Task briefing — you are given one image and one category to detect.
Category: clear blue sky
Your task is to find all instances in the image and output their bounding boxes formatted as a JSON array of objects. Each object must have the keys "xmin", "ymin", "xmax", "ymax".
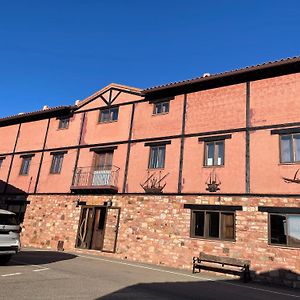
[{"xmin": 0, "ymin": 0, "xmax": 299, "ymax": 117}]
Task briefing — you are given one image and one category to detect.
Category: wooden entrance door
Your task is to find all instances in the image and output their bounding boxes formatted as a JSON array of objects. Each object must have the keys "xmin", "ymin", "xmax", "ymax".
[
  {"xmin": 90, "ymin": 207, "xmax": 106, "ymax": 250},
  {"xmin": 76, "ymin": 206, "xmax": 106, "ymax": 250}
]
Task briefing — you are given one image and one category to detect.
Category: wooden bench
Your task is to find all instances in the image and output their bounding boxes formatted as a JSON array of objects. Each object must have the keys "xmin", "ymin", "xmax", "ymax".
[{"xmin": 193, "ymin": 252, "xmax": 251, "ymax": 282}]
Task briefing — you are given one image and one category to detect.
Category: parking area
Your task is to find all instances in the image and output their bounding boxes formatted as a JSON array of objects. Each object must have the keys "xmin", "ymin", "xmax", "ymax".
[{"xmin": 0, "ymin": 249, "xmax": 300, "ymax": 300}]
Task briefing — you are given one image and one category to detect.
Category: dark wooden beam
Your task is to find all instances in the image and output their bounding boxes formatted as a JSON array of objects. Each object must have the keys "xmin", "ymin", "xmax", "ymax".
[
  {"xmin": 178, "ymin": 94, "xmax": 187, "ymax": 193},
  {"xmin": 34, "ymin": 118, "xmax": 51, "ymax": 193},
  {"xmin": 110, "ymin": 90, "xmax": 122, "ymax": 105},
  {"xmin": 122, "ymin": 103, "xmax": 135, "ymax": 192},
  {"xmin": 245, "ymin": 82, "xmax": 251, "ymax": 194},
  {"xmin": 184, "ymin": 204, "xmax": 243, "ymax": 211},
  {"xmin": 71, "ymin": 112, "xmax": 86, "ymax": 186},
  {"xmin": 3, "ymin": 123, "xmax": 22, "ymax": 194}
]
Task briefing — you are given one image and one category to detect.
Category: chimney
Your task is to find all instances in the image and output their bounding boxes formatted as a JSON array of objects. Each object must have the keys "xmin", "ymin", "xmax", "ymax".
[
  {"xmin": 42, "ymin": 105, "xmax": 49, "ymax": 110},
  {"xmin": 75, "ymin": 100, "xmax": 80, "ymax": 106}
]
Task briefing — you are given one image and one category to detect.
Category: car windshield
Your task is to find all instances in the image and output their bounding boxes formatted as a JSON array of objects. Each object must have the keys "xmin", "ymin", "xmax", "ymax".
[{"xmin": 0, "ymin": 214, "xmax": 18, "ymax": 225}]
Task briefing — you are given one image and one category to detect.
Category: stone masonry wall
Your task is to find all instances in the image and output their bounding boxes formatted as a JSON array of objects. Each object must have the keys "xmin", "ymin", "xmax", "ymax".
[{"xmin": 21, "ymin": 194, "xmax": 300, "ymax": 287}]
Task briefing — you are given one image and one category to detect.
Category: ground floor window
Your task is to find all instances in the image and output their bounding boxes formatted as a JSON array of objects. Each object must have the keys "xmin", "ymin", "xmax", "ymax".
[
  {"xmin": 270, "ymin": 213, "xmax": 300, "ymax": 247},
  {"xmin": 191, "ymin": 210, "xmax": 235, "ymax": 241}
]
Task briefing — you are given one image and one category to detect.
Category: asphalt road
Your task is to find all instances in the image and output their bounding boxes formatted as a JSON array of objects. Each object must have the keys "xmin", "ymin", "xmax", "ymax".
[{"xmin": 0, "ymin": 249, "xmax": 299, "ymax": 300}]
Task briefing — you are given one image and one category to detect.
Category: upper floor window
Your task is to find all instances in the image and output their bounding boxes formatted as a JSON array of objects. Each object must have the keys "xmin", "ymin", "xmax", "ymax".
[
  {"xmin": 270, "ymin": 213, "xmax": 300, "ymax": 248},
  {"xmin": 153, "ymin": 101, "xmax": 169, "ymax": 115},
  {"xmin": 50, "ymin": 153, "xmax": 65, "ymax": 174},
  {"xmin": 191, "ymin": 210, "xmax": 235, "ymax": 241},
  {"xmin": 99, "ymin": 107, "xmax": 119, "ymax": 123},
  {"xmin": 204, "ymin": 141, "xmax": 224, "ymax": 166},
  {"xmin": 280, "ymin": 134, "xmax": 300, "ymax": 163},
  {"xmin": 148, "ymin": 145, "xmax": 166, "ymax": 169},
  {"xmin": 20, "ymin": 156, "xmax": 33, "ymax": 175},
  {"xmin": 58, "ymin": 117, "xmax": 70, "ymax": 129},
  {"xmin": 0, "ymin": 157, "xmax": 5, "ymax": 169}
]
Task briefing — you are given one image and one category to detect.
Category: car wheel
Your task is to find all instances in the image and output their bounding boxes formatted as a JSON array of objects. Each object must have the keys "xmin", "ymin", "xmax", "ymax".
[{"xmin": 0, "ymin": 255, "xmax": 12, "ymax": 265}]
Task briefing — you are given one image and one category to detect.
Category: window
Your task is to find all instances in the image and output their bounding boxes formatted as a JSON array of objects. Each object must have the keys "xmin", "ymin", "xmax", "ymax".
[
  {"xmin": 204, "ymin": 141, "xmax": 224, "ymax": 166},
  {"xmin": 58, "ymin": 118, "xmax": 70, "ymax": 129},
  {"xmin": 153, "ymin": 101, "xmax": 169, "ymax": 115},
  {"xmin": 50, "ymin": 153, "xmax": 65, "ymax": 174},
  {"xmin": 99, "ymin": 107, "xmax": 119, "ymax": 123},
  {"xmin": 20, "ymin": 156, "xmax": 32, "ymax": 175},
  {"xmin": 280, "ymin": 134, "xmax": 300, "ymax": 163},
  {"xmin": 0, "ymin": 157, "xmax": 5, "ymax": 169},
  {"xmin": 191, "ymin": 210, "xmax": 235, "ymax": 240},
  {"xmin": 148, "ymin": 145, "xmax": 166, "ymax": 169},
  {"xmin": 93, "ymin": 151, "xmax": 113, "ymax": 170},
  {"xmin": 270, "ymin": 213, "xmax": 300, "ymax": 247}
]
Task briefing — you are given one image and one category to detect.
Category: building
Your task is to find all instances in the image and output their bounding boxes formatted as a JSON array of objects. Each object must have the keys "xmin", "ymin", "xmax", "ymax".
[{"xmin": 1, "ymin": 57, "xmax": 300, "ymax": 287}]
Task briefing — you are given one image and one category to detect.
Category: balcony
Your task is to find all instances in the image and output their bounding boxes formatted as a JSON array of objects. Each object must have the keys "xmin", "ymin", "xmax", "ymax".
[{"xmin": 70, "ymin": 166, "xmax": 120, "ymax": 194}]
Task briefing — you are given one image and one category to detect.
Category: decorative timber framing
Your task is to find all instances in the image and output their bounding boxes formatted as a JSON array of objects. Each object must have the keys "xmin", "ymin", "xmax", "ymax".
[
  {"xmin": 71, "ymin": 112, "xmax": 87, "ymax": 187},
  {"xmin": 3, "ymin": 123, "xmax": 22, "ymax": 194},
  {"xmin": 245, "ymin": 81, "xmax": 251, "ymax": 194},
  {"xmin": 178, "ymin": 94, "xmax": 187, "ymax": 193},
  {"xmin": 34, "ymin": 118, "xmax": 51, "ymax": 193},
  {"xmin": 122, "ymin": 103, "xmax": 135, "ymax": 193}
]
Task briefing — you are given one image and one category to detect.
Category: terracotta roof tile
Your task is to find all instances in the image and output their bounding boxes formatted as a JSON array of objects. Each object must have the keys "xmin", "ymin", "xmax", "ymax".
[{"xmin": 143, "ymin": 55, "xmax": 300, "ymax": 93}]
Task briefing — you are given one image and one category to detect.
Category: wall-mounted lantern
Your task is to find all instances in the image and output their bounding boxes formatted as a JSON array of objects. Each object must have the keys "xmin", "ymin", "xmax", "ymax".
[
  {"xmin": 75, "ymin": 199, "xmax": 86, "ymax": 207},
  {"xmin": 105, "ymin": 199, "xmax": 113, "ymax": 207}
]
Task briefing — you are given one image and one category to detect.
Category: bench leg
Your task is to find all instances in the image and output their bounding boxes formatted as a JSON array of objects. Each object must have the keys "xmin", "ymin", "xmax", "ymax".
[
  {"xmin": 192, "ymin": 257, "xmax": 197, "ymax": 273},
  {"xmin": 243, "ymin": 266, "xmax": 251, "ymax": 283},
  {"xmin": 192, "ymin": 257, "xmax": 201, "ymax": 274}
]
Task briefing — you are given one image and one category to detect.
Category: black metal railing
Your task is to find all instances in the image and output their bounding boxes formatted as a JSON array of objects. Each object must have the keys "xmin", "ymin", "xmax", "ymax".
[{"xmin": 72, "ymin": 166, "xmax": 120, "ymax": 189}]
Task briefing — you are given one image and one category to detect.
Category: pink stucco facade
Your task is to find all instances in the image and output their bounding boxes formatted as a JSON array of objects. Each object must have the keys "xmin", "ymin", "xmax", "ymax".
[
  {"xmin": 1, "ymin": 58, "xmax": 300, "ymax": 287},
  {"xmin": 0, "ymin": 75, "xmax": 299, "ymax": 195}
]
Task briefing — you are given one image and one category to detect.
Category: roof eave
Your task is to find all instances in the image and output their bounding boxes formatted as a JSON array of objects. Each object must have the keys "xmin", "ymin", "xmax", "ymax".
[
  {"xmin": 0, "ymin": 106, "xmax": 74, "ymax": 127},
  {"xmin": 143, "ymin": 57, "xmax": 300, "ymax": 98}
]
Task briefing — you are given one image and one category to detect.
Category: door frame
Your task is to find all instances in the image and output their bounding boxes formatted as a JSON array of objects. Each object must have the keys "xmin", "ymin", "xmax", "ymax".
[
  {"xmin": 75, "ymin": 205, "xmax": 121, "ymax": 253},
  {"xmin": 102, "ymin": 207, "xmax": 121, "ymax": 253}
]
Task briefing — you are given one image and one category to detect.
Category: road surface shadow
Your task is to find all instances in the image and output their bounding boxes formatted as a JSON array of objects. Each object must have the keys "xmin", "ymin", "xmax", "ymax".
[
  {"xmin": 5, "ymin": 250, "xmax": 77, "ymax": 266},
  {"xmin": 96, "ymin": 277, "xmax": 300, "ymax": 300}
]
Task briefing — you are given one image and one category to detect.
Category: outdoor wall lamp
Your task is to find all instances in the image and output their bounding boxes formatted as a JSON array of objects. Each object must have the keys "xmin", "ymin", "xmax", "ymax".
[
  {"xmin": 105, "ymin": 199, "xmax": 113, "ymax": 207},
  {"xmin": 75, "ymin": 199, "xmax": 86, "ymax": 207}
]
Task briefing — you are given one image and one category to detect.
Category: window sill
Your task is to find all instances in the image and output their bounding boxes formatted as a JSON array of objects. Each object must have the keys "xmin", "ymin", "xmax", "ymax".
[
  {"xmin": 268, "ymin": 243, "xmax": 300, "ymax": 250},
  {"xmin": 19, "ymin": 174, "xmax": 29, "ymax": 177},
  {"xmin": 202, "ymin": 165, "xmax": 225, "ymax": 168},
  {"xmin": 278, "ymin": 162, "xmax": 300, "ymax": 166},
  {"xmin": 147, "ymin": 167, "xmax": 165, "ymax": 171},
  {"xmin": 57, "ymin": 127, "xmax": 69, "ymax": 131},
  {"xmin": 152, "ymin": 112, "xmax": 169, "ymax": 117},
  {"xmin": 190, "ymin": 236, "xmax": 236, "ymax": 243},
  {"xmin": 98, "ymin": 120, "xmax": 118, "ymax": 124}
]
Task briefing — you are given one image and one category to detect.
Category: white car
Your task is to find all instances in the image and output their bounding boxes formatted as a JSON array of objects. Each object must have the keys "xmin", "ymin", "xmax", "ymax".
[{"xmin": 0, "ymin": 209, "xmax": 21, "ymax": 264}]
